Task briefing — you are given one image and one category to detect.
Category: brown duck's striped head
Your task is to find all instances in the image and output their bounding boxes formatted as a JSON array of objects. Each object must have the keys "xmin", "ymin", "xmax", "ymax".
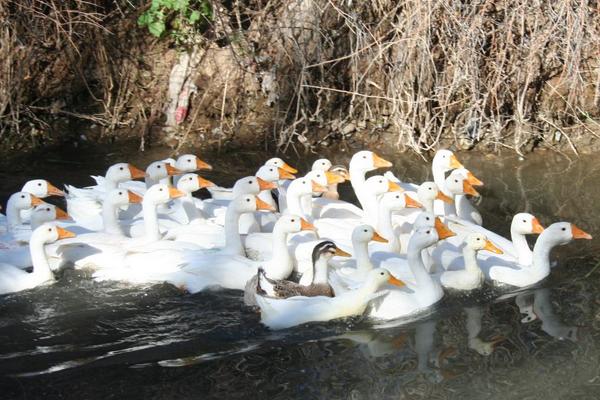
[{"xmin": 311, "ymin": 241, "xmax": 351, "ymax": 267}]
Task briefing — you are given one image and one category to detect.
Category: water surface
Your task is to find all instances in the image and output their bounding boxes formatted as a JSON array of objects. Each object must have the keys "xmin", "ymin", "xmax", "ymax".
[{"xmin": 1, "ymin": 144, "xmax": 599, "ymax": 399}]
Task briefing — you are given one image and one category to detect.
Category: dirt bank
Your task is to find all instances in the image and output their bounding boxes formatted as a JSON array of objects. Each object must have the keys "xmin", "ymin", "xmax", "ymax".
[{"xmin": 1, "ymin": 1, "xmax": 599, "ymax": 156}]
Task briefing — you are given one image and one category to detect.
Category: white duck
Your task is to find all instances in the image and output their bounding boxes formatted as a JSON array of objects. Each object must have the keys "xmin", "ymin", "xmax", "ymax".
[
  {"xmin": 169, "ymin": 154, "xmax": 212, "ymax": 186},
  {"xmin": 93, "ymin": 195, "xmax": 276, "ymax": 289},
  {"xmin": 1, "ymin": 192, "xmax": 44, "ymax": 244},
  {"xmin": 255, "ymin": 268, "xmax": 405, "ymax": 330},
  {"xmin": 367, "ymin": 222, "xmax": 456, "ymax": 320},
  {"xmin": 0, "ymin": 179, "xmax": 65, "ymax": 229},
  {"xmin": 436, "ymin": 233, "xmax": 503, "ymax": 291},
  {"xmin": 375, "ymin": 191, "xmax": 424, "ymax": 254},
  {"xmin": 486, "ymin": 222, "xmax": 592, "ymax": 287},
  {"xmin": 0, "ymin": 204, "xmax": 70, "ymax": 268},
  {"xmin": 0, "ymin": 225, "xmax": 75, "ymax": 295},
  {"xmin": 452, "ymin": 168, "xmax": 484, "ymax": 224},
  {"xmin": 165, "ymin": 173, "xmax": 215, "ymax": 224}
]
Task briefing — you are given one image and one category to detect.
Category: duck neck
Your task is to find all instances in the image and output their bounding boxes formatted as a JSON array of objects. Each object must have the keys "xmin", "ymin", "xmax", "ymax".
[
  {"xmin": 180, "ymin": 195, "xmax": 200, "ymax": 221},
  {"xmin": 6, "ymin": 198, "xmax": 23, "ymax": 231},
  {"xmin": 462, "ymin": 246, "xmax": 480, "ymax": 273},
  {"xmin": 407, "ymin": 241, "xmax": 436, "ymax": 289},
  {"xmin": 285, "ymin": 188, "xmax": 304, "ymax": 217},
  {"xmin": 29, "ymin": 238, "xmax": 53, "ymax": 283},
  {"xmin": 102, "ymin": 201, "xmax": 125, "ymax": 236},
  {"xmin": 361, "ymin": 192, "xmax": 380, "ymax": 226},
  {"xmin": 350, "ymin": 166, "xmax": 368, "ymax": 211},
  {"xmin": 531, "ymin": 232, "xmax": 556, "ymax": 277},
  {"xmin": 313, "ymin": 257, "xmax": 330, "ymax": 285},
  {"xmin": 145, "ymin": 176, "xmax": 160, "ymax": 189},
  {"xmin": 265, "ymin": 227, "xmax": 292, "ymax": 279},
  {"xmin": 378, "ymin": 206, "xmax": 401, "ymax": 253},
  {"xmin": 423, "ymin": 198, "xmax": 434, "ymax": 214},
  {"xmin": 142, "ymin": 199, "xmax": 161, "ymax": 241},
  {"xmin": 432, "ymin": 166, "xmax": 450, "ymax": 196},
  {"xmin": 511, "ymin": 228, "xmax": 533, "ymax": 266},
  {"xmin": 224, "ymin": 206, "xmax": 245, "ymax": 256},
  {"xmin": 354, "ymin": 239, "xmax": 374, "ymax": 273}
]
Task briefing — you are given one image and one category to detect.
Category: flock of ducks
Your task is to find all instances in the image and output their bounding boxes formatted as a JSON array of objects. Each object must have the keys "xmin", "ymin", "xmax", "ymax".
[{"xmin": 0, "ymin": 150, "xmax": 592, "ymax": 330}]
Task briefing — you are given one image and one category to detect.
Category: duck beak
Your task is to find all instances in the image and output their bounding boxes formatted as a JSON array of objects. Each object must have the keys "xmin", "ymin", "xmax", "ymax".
[
  {"xmin": 449, "ymin": 154, "xmax": 464, "ymax": 169},
  {"xmin": 325, "ymin": 171, "xmax": 345, "ymax": 184},
  {"xmin": 46, "ymin": 182, "xmax": 65, "ymax": 197},
  {"xmin": 128, "ymin": 164, "xmax": 147, "ymax": 179},
  {"xmin": 198, "ymin": 176, "xmax": 215, "ymax": 188},
  {"xmin": 128, "ymin": 191, "xmax": 143, "ymax": 204},
  {"xmin": 281, "ymin": 162, "xmax": 298, "ymax": 174},
  {"xmin": 168, "ymin": 187, "xmax": 185, "ymax": 199},
  {"xmin": 372, "ymin": 153, "xmax": 392, "ymax": 168},
  {"xmin": 531, "ymin": 217, "xmax": 545, "ymax": 234},
  {"xmin": 571, "ymin": 224, "xmax": 592, "ymax": 240},
  {"xmin": 300, "ymin": 218, "xmax": 316, "ymax": 231},
  {"xmin": 57, "ymin": 227, "xmax": 76, "ymax": 239},
  {"xmin": 166, "ymin": 164, "xmax": 184, "ymax": 176},
  {"xmin": 196, "ymin": 158, "xmax": 212, "ymax": 171},
  {"xmin": 388, "ymin": 275, "xmax": 405, "ymax": 287},
  {"xmin": 257, "ymin": 177, "xmax": 277, "ymax": 191},
  {"xmin": 334, "ymin": 247, "xmax": 352, "ymax": 257},
  {"xmin": 388, "ymin": 181, "xmax": 403, "ymax": 192},
  {"xmin": 466, "ymin": 171, "xmax": 484, "ymax": 186},
  {"xmin": 372, "ymin": 231, "xmax": 389, "ymax": 243},
  {"xmin": 277, "ymin": 167, "xmax": 296, "ymax": 180},
  {"xmin": 311, "ymin": 180, "xmax": 327, "ymax": 193},
  {"xmin": 435, "ymin": 217, "xmax": 456, "ymax": 240},
  {"xmin": 55, "ymin": 207, "xmax": 70, "ymax": 220},
  {"xmin": 256, "ymin": 197, "xmax": 276, "ymax": 212},
  {"xmin": 462, "ymin": 180, "xmax": 480, "ymax": 196},
  {"xmin": 404, "ymin": 194, "xmax": 423, "ymax": 209},
  {"xmin": 31, "ymin": 196, "xmax": 44, "ymax": 206},
  {"xmin": 483, "ymin": 239, "xmax": 504, "ymax": 254},
  {"xmin": 436, "ymin": 191, "xmax": 454, "ymax": 204}
]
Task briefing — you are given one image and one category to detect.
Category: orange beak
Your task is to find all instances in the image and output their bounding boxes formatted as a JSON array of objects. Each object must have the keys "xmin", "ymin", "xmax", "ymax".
[
  {"xmin": 127, "ymin": 191, "xmax": 143, "ymax": 204},
  {"xmin": 311, "ymin": 180, "xmax": 327, "ymax": 193},
  {"xmin": 449, "ymin": 154, "xmax": 464, "ymax": 169},
  {"xmin": 128, "ymin": 164, "xmax": 147, "ymax": 179},
  {"xmin": 404, "ymin": 194, "xmax": 423, "ymax": 209},
  {"xmin": 256, "ymin": 197, "xmax": 276, "ymax": 212},
  {"xmin": 434, "ymin": 217, "xmax": 456, "ymax": 240},
  {"xmin": 388, "ymin": 181, "xmax": 403, "ymax": 192},
  {"xmin": 281, "ymin": 162, "xmax": 298, "ymax": 174},
  {"xmin": 388, "ymin": 275, "xmax": 405, "ymax": 287},
  {"xmin": 166, "ymin": 164, "xmax": 184, "ymax": 176},
  {"xmin": 55, "ymin": 207, "xmax": 70, "ymax": 220},
  {"xmin": 334, "ymin": 247, "xmax": 352, "ymax": 257},
  {"xmin": 462, "ymin": 180, "xmax": 480, "ymax": 196},
  {"xmin": 483, "ymin": 239, "xmax": 504, "ymax": 254},
  {"xmin": 57, "ymin": 227, "xmax": 76, "ymax": 239},
  {"xmin": 436, "ymin": 191, "xmax": 454, "ymax": 204},
  {"xmin": 466, "ymin": 171, "xmax": 484, "ymax": 186},
  {"xmin": 198, "ymin": 176, "xmax": 215, "ymax": 188},
  {"xmin": 531, "ymin": 217, "xmax": 545, "ymax": 234},
  {"xmin": 277, "ymin": 167, "xmax": 296, "ymax": 180},
  {"xmin": 372, "ymin": 153, "xmax": 393, "ymax": 169},
  {"xmin": 571, "ymin": 224, "xmax": 592, "ymax": 240},
  {"xmin": 325, "ymin": 171, "xmax": 345, "ymax": 184},
  {"xmin": 372, "ymin": 231, "xmax": 389, "ymax": 243},
  {"xmin": 196, "ymin": 158, "xmax": 212, "ymax": 171},
  {"xmin": 300, "ymin": 218, "xmax": 316, "ymax": 231},
  {"xmin": 168, "ymin": 187, "xmax": 185, "ymax": 199},
  {"xmin": 31, "ymin": 196, "xmax": 44, "ymax": 206},
  {"xmin": 257, "ymin": 177, "xmax": 277, "ymax": 191},
  {"xmin": 46, "ymin": 182, "xmax": 64, "ymax": 197}
]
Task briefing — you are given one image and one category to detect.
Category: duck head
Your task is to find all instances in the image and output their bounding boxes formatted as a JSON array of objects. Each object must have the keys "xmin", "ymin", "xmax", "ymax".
[
  {"xmin": 417, "ymin": 181, "xmax": 453, "ymax": 204},
  {"xmin": 311, "ymin": 158, "xmax": 333, "ymax": 172},
  {"xmin": 365, "ymin": 175, "xmax": 402, "ymax": 195},
  {"xmin": 432, "ymin": 149, "xmax": 463, "ymax": 172},
  {"xmin": 350, "ymin": 151, "xmax": 392, "ymax": 173},
  {"xmin": 274, "ymin": 214, "xmax": 315, "ymax": 235},
  {"xmin": 288, "ymin": 178, "xmax": 327, "ymax": 196},
  {"xmin": 413, "ymin": 211, "xmax": 437, "ymax": 230},
  {"xmin": 9, "ymin": 192, "xmax": 44, "ymax": 210},
  {"xmin": 144, "ymin": 184, "xmax": 184, "ymax": 205},
  {"xmin": 366, "ymin": 268, "xmax": 406, "ymax": 289},
  {"xmin": 352, "ymin": 225, "xmax": 388, "ymax": 245},
  {"xmin": 330, "ymin": 165, "xmax": 350, "ymax": 180},
  {"xmin": 512, "ymin": 213, "xmax": 545, "ymax": 235},
  {"xmin": 176, "ymin": 173, "xmax": 215, "ymax": 194},
  {"xmin": 265, "ymin": 157, "xmax": 298, "ymax": 174},
  {"xmin": 231, "ymin": 194, "xmax": 276, "ymax": 214},
  {"xmin": 305, "ymin": 170, "xmax": 345, "ymax": 186},
  {"xmin": 311, "ymin": 241, "xmax": 351, "ymax": 266},
  {"xmin": 106, "ymin": 188, "xmax": 143, "ymax": 207},
  {"xmin": 380, "ymin": 191, "xmax": 423, "ymax": 211},
  {"xmin": 105, "ymin": 163, "xmax": 146, "ymax": 182},
  {"xmin": 146, "ymin": 161, "xmax": 184, "ymax": 181},
  {"xmin": 465, "ymin": 233, "xmax": 503, "ymax": 254},
  {"xmin": 175, "ymin": 154, "xmax": 212, "ymax": 172},
  {"xmin": 32, "ymin": 223, "xmax": 76, "ymax": 244},
  {"xmin": 31, "ymin": 204, "xmax": 69, "ymax": 226},
  {"xmin": 232, "ymin": 176, "xmax": 277, "ymax": 196},
  {"xmin": 21, "ymin": 179, "xmax": 64, "ymax": 197},
  {"xmin": 444, "ymin": 170, "xmax": 479, "ymax": 197},
  {"xmin": 411, "ymin": 220, "xmax": 456, "ymax": 250},
  {"xmin": 256, "ymin": 165, "xmax": 295, "ymax": 182},
  {"xmin": 542, "ymin": 222, "xmax": 592, "ymax": 246}
]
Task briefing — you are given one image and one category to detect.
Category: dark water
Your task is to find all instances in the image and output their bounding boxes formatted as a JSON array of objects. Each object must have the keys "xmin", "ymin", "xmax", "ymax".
[{"xmin": 1, "ymin": 143, "xmax": 600, "ymax": 399}]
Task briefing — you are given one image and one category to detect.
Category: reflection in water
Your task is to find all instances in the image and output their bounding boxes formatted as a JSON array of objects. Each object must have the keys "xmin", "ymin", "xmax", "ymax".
[{"xmin": 0, "ymin": 145, "xmax": 600, "ymax": 399}]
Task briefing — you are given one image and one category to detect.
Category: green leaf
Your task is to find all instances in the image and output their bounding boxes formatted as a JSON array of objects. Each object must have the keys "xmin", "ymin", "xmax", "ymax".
[
  {"xmin": 189, "ymin": 10, "xmax": 200, "ymax": 23},
  {"xmin": 148, "ymin": 20, "xmax": 166, "ymax": 37},
  {"xmin": 173, "ymin": 0, "xmax": 188, "ymax": 11},
  {"xmin": 137, "ymin": 13, "xmax": 150, "ymax": 26},
  {"xmin": 200, "ymin": 1, "xmax": 212, "ymax": 20}
]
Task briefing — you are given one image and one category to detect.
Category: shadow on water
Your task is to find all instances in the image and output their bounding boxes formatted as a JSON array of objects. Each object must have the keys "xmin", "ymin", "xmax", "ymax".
[{"xmin": 1, "ymin": 143, "xmax": 600, "ymax": 399}]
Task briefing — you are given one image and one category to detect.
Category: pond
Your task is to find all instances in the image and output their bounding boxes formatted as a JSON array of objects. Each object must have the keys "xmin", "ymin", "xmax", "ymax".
[{"xmin": 0, "ymin": 142, "xmax": 599, "ymax": 399}]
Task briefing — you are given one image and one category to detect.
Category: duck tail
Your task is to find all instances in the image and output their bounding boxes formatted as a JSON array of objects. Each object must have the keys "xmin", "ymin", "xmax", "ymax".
[{"xmin": 256, "ymin": 267, "xmax": 267, "ymax": 295}]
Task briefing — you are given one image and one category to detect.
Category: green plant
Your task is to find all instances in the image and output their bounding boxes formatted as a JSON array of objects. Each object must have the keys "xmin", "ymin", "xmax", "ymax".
[{"xmin": 138, "ymin": 0, "xmax": 212, "ymax": 38}]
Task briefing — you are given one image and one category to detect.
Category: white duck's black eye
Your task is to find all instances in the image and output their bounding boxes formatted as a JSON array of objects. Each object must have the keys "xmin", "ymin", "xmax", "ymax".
[
  {"xmin": 302, "ymin": 180, "xmax": 306, "ymax": 184},
  {"xmin": 426, "ymin": 217, "xmax": 430, "ymax": 221},
  {"xmin": 363, "ymin": 156, "xmax": 367, "ymax": 159},
  {"xmin": 38, "ymin": 183, "xmax": 42, "ymax": 186},
  {"xmin": 189, "ymin": 177, "xmax": 193, "ymax": 181},
  {"xmin": 48, "ymin": 228, "xmax": 52, "ymax": 232},
  {"xmin": 562, "ymin": 227, "xmax": 566, "ymax": 231},
  {"xmin": 157, "ymin": 165, "xmax": 162, "ymax": 169},
  {"xmin": 317, "ymin": 174, "xmax": 321, "ymax": 178},
  {"xmin": 454, "ymin": 179, "xmax": 458, "ymax": 183},
  {"xmin": 428, "ymin": 187, "xmax": 432, "ymax": 190},
  {"xmin": 118, "ymin": 192, "xmax": 123, "ymax": 195},
  {"xmin": 363, "ymin": 229, "xmax": 368, "ymax": 233},
  {"xmin": 159, "ymin": 188, "xmax": 163, "ymax": 191},
  {"xmin": 426, "ymin": 230, "xmax": 431, "ymax": 234},
  {"xmin": 291, "ymin": 219, "xmax": 295, "ymax": 222},
  {"xmin": 187, "ymin": 159, "xmax": 192, "ymax": 162},
  {"xmin": 46, "ymin": 208, "xmax": 50, "ymax": 212},
  {"xmin": 523, "ymin": 219, "xmax": 526, "ymax": 223},
  {"xmin": 248, "ymin": 180, "xmax": 253, "ymax": 184},
  {"xmin": 396, "ymin": 195, "xmax": 400, "ymax": 199},
  {"xmin": 380, "ymin": 272, "xmax": 385, "ymax": 276},
  {"xmin": 21, "ymin": 195, "xmax": 25, "ymax": 199},
  {"xmin": 322, "ymin": 162, "xmax": 326, "ymax": 165},
  {"xmin": 119, "ymin": 167, "xmax": 124, "ymax": 170},
  {"xmin": 269, "ymin": 168, "xmax": 273, "ymax": 172},
  {"xmin": 379, "ymin": 180, "xmax": 383, "ymax": 183},
  {"xmin": 477, "ymin": 238, "xmax": 481, "ymax": 241},
  {"xmin": 246, "ymin": 198, "xmax": 251, "ymax": 202}
]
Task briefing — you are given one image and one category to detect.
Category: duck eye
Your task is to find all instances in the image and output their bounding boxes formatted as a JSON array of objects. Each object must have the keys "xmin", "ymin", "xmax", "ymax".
[
  {"xmin": 248, "ymin": 180, "xmax": 253, "ymax": 184},
  {"xmin": 426, "ymin": 230, "xmax": 431, "ymax": 234},
  {"xmin": 380, "ymin": 272, "xmax": 384, "ymax": 276},
  {"xmin": 38, "ymin": 183, "xmax": 42, "ymax": 186},
  {"xmin": 157, "ymin": 165, "xmax": 161, "ymax": 169},
  {"xmin": 188, "ymin": 159, "xmax": 192, "ymax": 162},
  {"xmin": 46, "ymin": 208, "xmax": 50, "ymax": 211},
  {"xmin": 454, "ymin": 179, "xmax": 458, "ymax": 183},
  {"xmin": 21, "ymin": 195, "xmax": 25, "ymax": 199},
  {"xmin": 396, "ymin": 195, "xmax": 400, "ymax": 199},
  {"xmin": 562, "ymin": 227, "xmax": 566, "ymax": 231},
  {"xmin": 302, "ymin": 180, "xmax": 306, "ymax": 184},
  {"xmin": 428, "ymin": 187, "xmax": 432, "ymax": 190},
  {"xmin": 477, "ymin": 238, "xmax": 481, "ymax": 241},
  {"xmin": 48, "ymin": 228, "xmax": 52, "ymax": 232},
  {"xmin": 363, "ymin": 229, "xmax": 367, "ymax": 233},
  {"xmin": 119, "ymin": 167, "xmax": 124, "ymax": 170},
  {"xmin": 269, "ymin": 168, "xmax": 273, "ymax": 172},
  {"xmin": 159, "ymin": 188, "xmax": 163, "ymax": 191},
  {"xmin": 246, "ymin": 198, "xmax": 251, "ymax": 202},
  {"xmin": 523, "ymin": 220, "xmax": 526, "ymax": 223},
  {"xmin": 426, "ymin": 217, "xmax": 430, "ymax": 220},
  {"xmin": 291, "ymin": 219, "xmax": 295, "ymax": 222},
  {"xmin": 363, "ymin": 156, "xmax": 367, "ymax": 159},
  {"xmin": 119, "ymin": 192, "xmax": 122, "ymax": 195},
  {"xmin": 379, "ymin": 180, "xmax": 382, "ymax": 183}
]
